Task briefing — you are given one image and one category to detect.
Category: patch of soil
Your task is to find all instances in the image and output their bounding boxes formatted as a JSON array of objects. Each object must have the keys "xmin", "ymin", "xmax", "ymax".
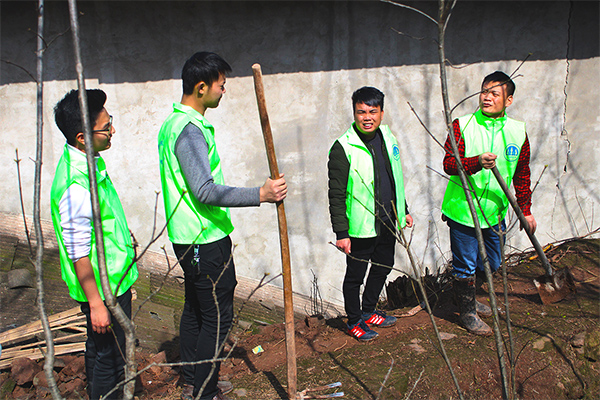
[
  {"xmin": 219, "ymin": 238, "xmax": 599, "ymax": 399},
  {"xmin": 1, "ymin": 237, "xmax": 598, "ymax": 399}
]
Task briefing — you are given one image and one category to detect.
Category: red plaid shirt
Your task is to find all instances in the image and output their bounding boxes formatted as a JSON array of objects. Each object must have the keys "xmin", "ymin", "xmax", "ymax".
[{"xmin": 443, "ymin": 119, "xmax": 532, "ymax": 216}]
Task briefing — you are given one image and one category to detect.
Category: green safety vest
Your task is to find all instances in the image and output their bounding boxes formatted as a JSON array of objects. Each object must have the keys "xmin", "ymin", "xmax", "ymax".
[
  {"xmin": 50, "ymin": 144, "xmax": 138, "ymax": 302},
  {"xmin": 158, "ymin": 103, "xmax": 234, "ymax": 244},
  {"xmin": 336, "ymin": 124, "xmax": 407, "ymax": 238},
  {"xmin": 442, "ymin": 110, "xmax": 526, "ymax": 228}
]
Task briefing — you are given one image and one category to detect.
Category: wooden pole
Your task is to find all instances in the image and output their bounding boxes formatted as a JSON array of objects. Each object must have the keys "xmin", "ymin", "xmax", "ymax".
[{"xmin": 252, "ymin": 63, "xmax": 297, "ymax": 400}]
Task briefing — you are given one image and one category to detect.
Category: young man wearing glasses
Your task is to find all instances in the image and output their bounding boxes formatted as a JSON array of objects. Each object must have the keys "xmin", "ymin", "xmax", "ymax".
[{"xmin": 50, "ymin": 89, "xmax": 138, "ymax": 399}]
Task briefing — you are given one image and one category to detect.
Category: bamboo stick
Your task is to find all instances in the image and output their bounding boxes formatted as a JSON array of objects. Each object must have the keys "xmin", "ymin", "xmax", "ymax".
[
  {"xmin": 0, "ymin": 342, "xmax": 86, "ymax": 370},
  {"xmin": 0, "ymin": 307, "xmax": 84, "ymax": 346}
]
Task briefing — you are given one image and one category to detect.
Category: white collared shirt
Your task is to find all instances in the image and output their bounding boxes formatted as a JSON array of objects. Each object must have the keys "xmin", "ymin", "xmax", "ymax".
[{"xmin": 58, "ymin": 145, "xmax": 99, "ymax": 262}]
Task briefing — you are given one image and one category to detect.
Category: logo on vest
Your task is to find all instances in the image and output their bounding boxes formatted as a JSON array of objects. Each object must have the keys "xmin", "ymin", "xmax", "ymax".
[
  {"xmin": 392, "ymin": 144, "xmax": 400, "ymax": 160},
  {"xmin": 504, "ymin": 144, "xmax": 520, "ymax": 162}
]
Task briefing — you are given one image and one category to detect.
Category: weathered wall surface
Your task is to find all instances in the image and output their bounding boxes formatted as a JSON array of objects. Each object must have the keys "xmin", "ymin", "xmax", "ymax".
[{"xmin": 1, "ymin": 1, "xmax": 598, "ymax": 309}]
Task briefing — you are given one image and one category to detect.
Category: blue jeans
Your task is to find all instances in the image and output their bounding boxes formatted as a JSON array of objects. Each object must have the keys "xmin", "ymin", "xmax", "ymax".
[{"xmin": 448, "ymin": 219, "xmax": 505, "ymax": 279}]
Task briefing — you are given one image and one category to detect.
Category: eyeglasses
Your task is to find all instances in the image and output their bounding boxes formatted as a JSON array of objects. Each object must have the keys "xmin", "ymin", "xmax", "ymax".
[{"xmin": 92, "ymin": 115, "xmax": 113, "ymax": 134}]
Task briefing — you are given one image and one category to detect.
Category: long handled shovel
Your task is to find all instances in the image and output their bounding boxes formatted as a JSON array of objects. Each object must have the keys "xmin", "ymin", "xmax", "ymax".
[
  {"xmin": 252, "ymin": 63, "xmax": 297, "ymax": 399},
  {"xmin": 491, "ymin": 166, "xmax": 575, "ymax": 304}
]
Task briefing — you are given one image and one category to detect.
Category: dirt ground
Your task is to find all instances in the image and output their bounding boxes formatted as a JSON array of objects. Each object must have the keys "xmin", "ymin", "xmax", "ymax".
[{"xmin": 1, "ymin": 236, "xmax": 598, "ymax": 399}]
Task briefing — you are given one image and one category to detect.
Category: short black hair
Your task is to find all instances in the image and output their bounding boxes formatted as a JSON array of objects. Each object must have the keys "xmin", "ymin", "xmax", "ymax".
[
  {"xmin": 181, "ymin": 52, "xmax": 232, "ymax": 95},
  {"xmin": 482, "ymin": 71, "xmax": 515, "ymax": 96},
  {"xmin": 54, "ymin": 89, "xmax": 107, "ymax": 146},
  {"xmin": 352, "ymin": 86, "xmax": 385, "ymax": 111}
]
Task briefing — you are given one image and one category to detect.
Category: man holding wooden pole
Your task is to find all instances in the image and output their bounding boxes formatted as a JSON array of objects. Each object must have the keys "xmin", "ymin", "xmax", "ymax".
[{"xmin": 158, "ymin": 52, "xmax": 287, "ymax": 400}]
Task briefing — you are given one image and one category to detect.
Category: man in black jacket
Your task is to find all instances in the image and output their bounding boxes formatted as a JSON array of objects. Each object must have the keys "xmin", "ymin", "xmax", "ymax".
[{"xmin": 328, "ymin": 86, "xmax": 413, "ymax": 341}]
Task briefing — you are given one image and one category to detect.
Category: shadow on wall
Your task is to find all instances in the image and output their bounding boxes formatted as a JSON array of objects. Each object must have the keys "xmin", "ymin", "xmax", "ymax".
[{"xmin": 1, "ymin": 1, "xmax": 598, "ymax": 85}]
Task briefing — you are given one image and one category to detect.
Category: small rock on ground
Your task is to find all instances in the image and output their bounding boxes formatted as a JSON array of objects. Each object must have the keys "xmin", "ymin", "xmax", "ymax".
[
  {"xmin": 572, "ymin": 332, "xmax": 585, "ymax": 348},
  {"xmin": 8, "ymin": 269, "xmax": 33, "ymax": 289},
  {"xmin": 533, "ymin": 336, "xmax": 552, "ymax": 351},
  {"xmin": 407, "ymin": 344, "xmax": 426, "ymax": 354},
  {"xmin": 11, "ymin": 357, "xmax": 41, "ymax": 385},
  {"xmin": 238, "ymin": 320, "xmax": 252, "ymax": 330},
  {"xmin": 439, "ymin": 332, "xmax": 457, "ymax": 340}
]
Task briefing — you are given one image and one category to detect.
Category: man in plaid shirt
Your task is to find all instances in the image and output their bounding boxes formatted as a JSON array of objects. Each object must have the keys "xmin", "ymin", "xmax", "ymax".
[{"xmin": 441, "ymin": 71, "xmax": 536, "ymax": 336}]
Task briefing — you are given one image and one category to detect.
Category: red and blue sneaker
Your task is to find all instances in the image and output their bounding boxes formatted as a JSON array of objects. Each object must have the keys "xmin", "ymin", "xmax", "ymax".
[
  {"xmin": 347, "ymin": 319, "xmax": 379, "ymax": 341},
  {"xmin": 362, "ymin": 310, "xmax": 397, "ymax": 328}
]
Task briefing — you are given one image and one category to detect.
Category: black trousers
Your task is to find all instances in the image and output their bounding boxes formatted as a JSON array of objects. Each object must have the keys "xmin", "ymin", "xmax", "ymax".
[
  {"xmin": 343, "ymin": 226, "xmax": 396, "ymax": 325},
  {"xmin": 79, "ymin": 288, "xmax": 131, "ymax": 400},
  {"xmin": 174, "ymin": 236, "xmax": 237, "ymax": 400}
]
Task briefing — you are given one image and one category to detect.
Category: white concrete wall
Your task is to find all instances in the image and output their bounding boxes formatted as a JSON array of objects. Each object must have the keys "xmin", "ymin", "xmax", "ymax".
[{"xmin": 1, "ymin": 1, "xmax": 598, "ymax": 308}]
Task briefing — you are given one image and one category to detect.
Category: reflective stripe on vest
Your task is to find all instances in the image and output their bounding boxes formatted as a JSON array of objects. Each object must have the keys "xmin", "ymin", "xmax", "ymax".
[
  {"xmin": 336, "ymin": 124, "xmax": 407, "ymax": 238},
  {"xmin": 442, "ymin": 110, "xmax": 526, "ymax": 228},
  {"xmin": 158, "ymin": 103, "xmax": 234, "ymax": 244},
  {"xmin": 50, "ymin": 144, "xmax": 138, "ymax": 302}
]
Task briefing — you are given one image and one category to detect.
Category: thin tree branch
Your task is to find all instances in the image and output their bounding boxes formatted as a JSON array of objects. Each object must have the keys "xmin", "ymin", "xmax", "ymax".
[
  {"xmin": 116, "ymin": 193, "xmax": 186, "ymax": 296},
  {"xmin": 376, "ymin": 357, "xmax": 394, "ymax": 400},
  {"xmin": 381, "ymin": 0, "xmax": 438, "ymax": 25},
  {"xmin": 435, "ymin": 0, "xmax": 508, "ymax": 397},
  {"xmin": 195, "ymin": 258, "xmax": 231, "ymax": 400},
  {"xmin": 40, "ymin": 26, "xmax": 71, "ymax": 50},
  {"xmin": 531, "ymin": 165, "xmax": 547, "ymax": 195},
  {"xmin": 1, "ymin": 59, "xmax": 37, "ymax": 82},
  {"xmin": 396, "ymin": 222, "xmax": 464, "ymax": 400},
  {"xmin": 441, "ymin": 0, "xmax": 457, "ymax": 34},
  {"xmin": 574, "ymin": 189, "xmax": 591, "ymax": 233},
  {"xmin": 403, "ymin": 367, "xmax": 425, "ymax": 400},
  {"xmin": 32, "ymin": 1, "xmax": 61, "ymax": 398},
  {"xmin": 391, "ymin": 27, "xmax": 438, "ymax": 45},
  {"xmin": 450, "ymin": 53, "xmax": 530, "ymax": 115},
  {"xmin": 445, "ymin": 59, "xmax": 483, "ymax": 69},
  {"xmin": 407, "ymin": 102, "xmax": 445, "ymax": 150},
  {"xmin": 329, "ymin": 242, "xmax": 411, "ymax": 277},
  {"xmin": 67, "ymin": 1, "xmax": 136, "ymax": 398},
  {"xmin": 499, "ymin": 217, "xmax": 516, "ymax": 400},
  {"xmin": 132, "ymin": 246, "xmax": 178, "ymax": 320},
  {"xmin": 15, "ymin": 149, "xmax": 33, "ymax": 256}
]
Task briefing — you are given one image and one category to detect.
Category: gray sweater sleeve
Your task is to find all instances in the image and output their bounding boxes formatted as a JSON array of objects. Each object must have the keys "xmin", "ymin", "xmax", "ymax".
[{"xmin": 174, "ymin": 123, "xmax": 260, "ymax": 207}]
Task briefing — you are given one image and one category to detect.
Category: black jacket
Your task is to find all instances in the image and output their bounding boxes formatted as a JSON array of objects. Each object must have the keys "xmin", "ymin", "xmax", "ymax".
[{"xmin": 327, "ymin": 126, "xmax": 409, "ymax": 240}]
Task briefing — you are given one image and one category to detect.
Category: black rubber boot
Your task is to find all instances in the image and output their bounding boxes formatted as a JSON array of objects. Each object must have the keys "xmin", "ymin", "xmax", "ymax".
[
  {"xmin": 474, "ymin": 269, "xmax": 493, "ymax": 318},
  {"xmin": 454, "ymin": 276, "xmax": 492, "ymax": 336}
]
